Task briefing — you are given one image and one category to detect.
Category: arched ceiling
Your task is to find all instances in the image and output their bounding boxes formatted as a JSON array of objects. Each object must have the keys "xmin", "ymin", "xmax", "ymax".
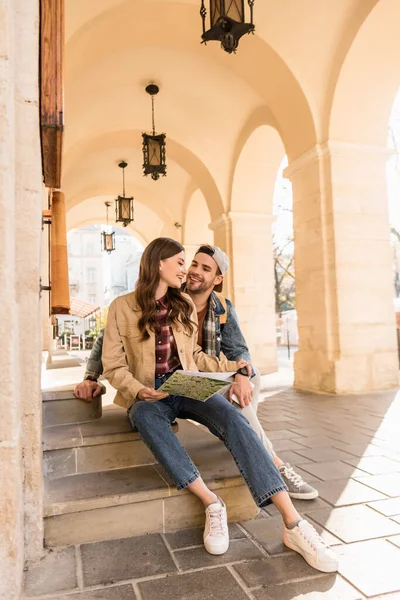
[
  {"xmin": 330, "ymin": 0, "xmax": 400, "ymax": 146},
  {"xmin": 64, "ymin": 0, "xmax": 388, "ymax": 232}
]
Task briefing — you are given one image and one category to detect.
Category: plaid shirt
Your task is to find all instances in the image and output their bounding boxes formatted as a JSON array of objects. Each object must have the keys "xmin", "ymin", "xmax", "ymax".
[{"xmin": 154, "ymin": 294, "xmax": 181, "ymax": 377}]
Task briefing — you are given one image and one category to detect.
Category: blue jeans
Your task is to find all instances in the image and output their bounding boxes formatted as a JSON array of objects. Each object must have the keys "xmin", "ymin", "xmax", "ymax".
[{"xmin": 128, "ymin": 379, "xmax": 287, "ymax": 507}]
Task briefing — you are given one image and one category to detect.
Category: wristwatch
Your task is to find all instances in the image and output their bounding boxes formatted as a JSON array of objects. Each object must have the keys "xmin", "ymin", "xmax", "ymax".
[
  {"xmin": 85, "ymin": 376, "xmax": 98, "ymax": 383},
  {"xmin": 236, "ymin": 366, "xmax": 255, "ymax": 378}
]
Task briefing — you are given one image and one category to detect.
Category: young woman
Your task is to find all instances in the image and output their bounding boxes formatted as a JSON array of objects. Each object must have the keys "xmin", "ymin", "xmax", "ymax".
[{"xmin": 102, "ymin": 237, "xmax": 338, "ymax": 573}]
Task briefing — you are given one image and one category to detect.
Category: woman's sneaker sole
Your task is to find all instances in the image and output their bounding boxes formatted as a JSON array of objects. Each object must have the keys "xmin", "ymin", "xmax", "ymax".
[
  {"xmin": 283, "ymin": 535, "xmax": 338, "ymax": 573},
  {"xmin": 288, "ymin": 489, "xmax": 319, "ymax": 500}
]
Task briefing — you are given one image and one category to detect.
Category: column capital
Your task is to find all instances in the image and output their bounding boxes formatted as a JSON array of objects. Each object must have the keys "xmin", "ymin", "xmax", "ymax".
[{"xmin": 284, "ymin": 141, "xmax": 394, "ymax": 180}]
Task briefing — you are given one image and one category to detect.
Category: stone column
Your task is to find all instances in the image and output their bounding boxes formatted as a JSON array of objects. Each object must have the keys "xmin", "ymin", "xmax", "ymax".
[
  {"xmin": 286, "ymin": 141, "xmax": 398, "ymax": 393},
  {"xmin": 15, "ymin": 0, "xmax": 43, "ymax": 563},
  {"xmin": 0, "ymin": 1, "xmax": 43, "ymax": 598},
  {"xmin": 0, "ymin": 1, "xmax": 24, "ymax": 597},
  {"xmin": 210, "ymin": 213, "xmax": 278, "ymax": 374}
]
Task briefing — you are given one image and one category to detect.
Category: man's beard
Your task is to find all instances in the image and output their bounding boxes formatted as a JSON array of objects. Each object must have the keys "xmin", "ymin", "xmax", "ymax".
[{"xmin": 186, "ymin": 278, "xmax": 214, "ymax": 295}]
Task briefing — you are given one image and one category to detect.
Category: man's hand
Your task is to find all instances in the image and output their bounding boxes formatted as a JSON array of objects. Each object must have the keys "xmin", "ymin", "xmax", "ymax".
[
  {"xmin": 137, "ymin": 387, "xmax": 169, "ymax": 402},
  {"xmin": 74, "ymin": 380, "xmax": 102, "ymax": 402},
  {"xmin": 229, "ymin": 376, "xmax": 253, "ymax": 408},
  {"xmin": 235, "ymin": 359, "xmax": 252, "ymax": 376}
]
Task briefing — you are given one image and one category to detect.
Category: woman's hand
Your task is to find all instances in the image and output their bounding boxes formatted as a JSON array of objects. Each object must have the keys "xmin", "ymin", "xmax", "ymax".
[{"xmin": 137, "ymin": 387, "xmax": 169, "ymax": 402}]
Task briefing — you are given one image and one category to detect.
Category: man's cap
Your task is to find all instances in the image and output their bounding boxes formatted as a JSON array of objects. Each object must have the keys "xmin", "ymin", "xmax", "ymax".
[{"xmin": 195, "ymin": 245, "xmax": 229, "ymax": 292}]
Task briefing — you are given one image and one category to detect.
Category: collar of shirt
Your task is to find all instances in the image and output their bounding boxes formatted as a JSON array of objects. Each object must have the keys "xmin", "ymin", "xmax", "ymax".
[{"xmin": 156, "ymin": 294, "xmax": 168, "ymax": 309}]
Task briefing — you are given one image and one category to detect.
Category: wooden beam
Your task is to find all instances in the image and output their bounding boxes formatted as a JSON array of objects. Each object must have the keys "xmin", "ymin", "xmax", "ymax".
[{"xmin": 40, "ymin": 0, "xmax": 64, "ymax": 189}]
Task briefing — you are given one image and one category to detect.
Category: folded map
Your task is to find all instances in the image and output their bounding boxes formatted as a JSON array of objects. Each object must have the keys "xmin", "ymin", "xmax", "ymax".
[{"xmin": 158, "ymin": 370, "xmax": 236, "ymax": 402}]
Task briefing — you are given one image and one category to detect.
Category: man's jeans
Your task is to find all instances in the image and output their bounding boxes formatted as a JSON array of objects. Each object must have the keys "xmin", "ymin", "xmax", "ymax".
[
  {"xmin": 223, "ymin": 369, "xmax": 277, "ymax": 459},
  {"xmin": 128, "ymin": 384, "xmax": 287, "ymax": 508}
]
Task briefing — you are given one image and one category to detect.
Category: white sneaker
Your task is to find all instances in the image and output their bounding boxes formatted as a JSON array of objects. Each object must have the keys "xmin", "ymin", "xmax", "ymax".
[
  {"xmin": 203, "ymin": 499, "xmax": 229, "ymax": 555},
  {"xmin": 283, "ymin": 519, "xmax": 339, "ymax": 573}
]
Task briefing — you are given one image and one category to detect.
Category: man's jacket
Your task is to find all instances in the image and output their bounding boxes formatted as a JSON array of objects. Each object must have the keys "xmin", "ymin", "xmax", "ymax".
[{"xmin": 84, "ymin": 290, "xmax": 251, "ymax": 381}]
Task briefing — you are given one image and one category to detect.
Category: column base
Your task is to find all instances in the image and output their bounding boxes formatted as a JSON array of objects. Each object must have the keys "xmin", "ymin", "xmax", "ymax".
[{"xmin": 294, "ymin": 349, "xmax": 399, "ymax": 394}]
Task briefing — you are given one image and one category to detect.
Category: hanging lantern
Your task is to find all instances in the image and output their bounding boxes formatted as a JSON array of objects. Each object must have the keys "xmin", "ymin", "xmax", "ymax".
[
  {"xmin": 142, "ymin": 84, "xmax": 166, "ymax": 181},
  {"xmin": 200, "ymin": 0, "xmax": 255, "ymax": 54},
  {"xmin": 115, "ymin": 161, "xmax": 134, "ymax": 227},
  {"xmin": 101, "ymin": 201, "xmax": 116, "ymax": 254}
]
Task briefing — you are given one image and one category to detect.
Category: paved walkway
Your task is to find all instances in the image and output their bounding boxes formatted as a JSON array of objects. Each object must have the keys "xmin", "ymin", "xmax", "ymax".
[{"xmin": 31, "ymin": 353, "xmax": 400, "ymax": 599}]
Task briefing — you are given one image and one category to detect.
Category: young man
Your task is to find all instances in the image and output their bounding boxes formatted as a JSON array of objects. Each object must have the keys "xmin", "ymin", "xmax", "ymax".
[{"xmin": 74, "ymin": 245, "xmax": 318, "ymax": 500}]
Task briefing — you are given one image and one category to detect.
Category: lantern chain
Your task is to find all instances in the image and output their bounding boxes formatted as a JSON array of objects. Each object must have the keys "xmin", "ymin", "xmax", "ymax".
[
  {"xmin": 200, "ymin": 1, "xmax": 206, "ymax": 34},
  {"xmin": 152, "ymin": 95, "xmax": 156, "ymax": 135},
  {"xmin": 248, "ymin": 0, "xmax": 254, "ymax": 24}
]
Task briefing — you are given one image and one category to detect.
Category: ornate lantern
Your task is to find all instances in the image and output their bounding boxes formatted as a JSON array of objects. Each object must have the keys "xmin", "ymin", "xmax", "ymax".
[
  {"xmin": 200, "ymin": 0, "xmax": 255, "ymax": 54},
  {"xmin": 101, "ymin": 201, "xmax": 115, "ymax": 254},
  {"xmin": 142, "ymin": 84, "xmax": 166, "ymax": 181},
  {"xmin": 115, "ymin": 161, "xmax": 134, "ymax": 227}
]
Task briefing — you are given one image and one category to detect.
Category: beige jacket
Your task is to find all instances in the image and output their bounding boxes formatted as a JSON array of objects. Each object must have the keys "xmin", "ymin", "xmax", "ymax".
[{"xmin": 102, "ymin": 291, "xmax": 238, "ymax": 409}]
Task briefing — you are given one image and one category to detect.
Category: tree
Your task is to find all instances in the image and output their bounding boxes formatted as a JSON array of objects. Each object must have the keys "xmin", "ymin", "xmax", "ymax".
[{"xmin": 273, "ymin": 238, "xmax": 295, "ymax": 314}]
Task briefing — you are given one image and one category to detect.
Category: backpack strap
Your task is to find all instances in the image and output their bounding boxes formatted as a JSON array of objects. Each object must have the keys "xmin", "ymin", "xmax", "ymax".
[{"xmin": 215, "ymin": 292, "xmax": 228, "ymax": 325}]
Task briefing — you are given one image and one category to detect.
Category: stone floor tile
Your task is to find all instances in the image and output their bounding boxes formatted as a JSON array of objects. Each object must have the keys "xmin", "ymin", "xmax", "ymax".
[
  {"xmin": 388, "ymin": 534, "xmax": 400, "ymax": 549},
  {"xmin": 273, "ymin": 450, "xmax": 314, "ymax": 466},
  {"xmin": 367, "ymin": 497, "xmax": 400, "ymax": 516},
  {"xmin": 164, "ymin": 523, "xmax": 244, "ymax": 549},
  {"xmin": 306, "ymin": 504, "xmax": 400, "ymax": 543},
  {"xmin": 354, "ymin": 473, "xmax": 400, "ymax": 496},
  {"xmin": 267, "ymin": 439, "xmax": 311, "ymax": 452},
  {"xmin": 299, "ymin": 461, "xmax": 368, "ymax": 481},
  {"xmin": 315, "ymin": 478, "xmax": 387, "ymax": 506},
  {"xmin": 24, "ymin": 546, "xmax": 77, "ymax": 597},
  {"xmin": 284, "ymin": 465, "xmax": 323, "ymax": 483},
  {"xmin": 336, "ymin": 539, "xmax": 400, "ymax": 597},
  {"xmin": 263, "ymin": 497, "xmax": 331, "ymax": 518},
  {"xmin": 240, "ymin": 515, "xmax": 293, "ymax": 555},
  {"xmin": 264, "ymin": 430, "xmax": 301, "ymax": 441},
  {"xmin": 293, "ymin": 447, "xmax": 357, "ymax": 463},
  {"xmin": 233, "ymin": 554, "xmax": 320, "ymax": 588},
  {"xmin": 41, "ymin": 584, "xmax": 136, "ymax": 600},
  {"xmin": 342, "ymin": 456, "xmax": 400, "ymax": 475},
  {"xmin": 263, "ymin": 421, "xmax": 299, "ymax": 432},
  {"xmin": 391, "ymin": 515, "xmax": 400, "ymax": 524},
  {"xmin": 138, "ymin": 567, "xmax": 249, "ymax": 600},
  {"xmin": 81, "ymin": 534, "xmax": 177, "ymax": 586},
  {"xmin": 252, "ymin": 574, "xmax": 363, "ymax": 599},
  {"xmin": 290, "ymin": 437, "xmax": 339, "ymax": 449},
  {"xmin": 332, "ymin": 442, "xmax": 385, "ymax": 457},
  {"xmin": 289, "ymin": 427, "xmax": 338, "ymax": 438},
  {"xmin": 328, "ymin": 432, "xmax": 375, "ymax": 445},
  {"xmin": 173, "ymin": 537, "xmax": 263, "ymax": 570}
]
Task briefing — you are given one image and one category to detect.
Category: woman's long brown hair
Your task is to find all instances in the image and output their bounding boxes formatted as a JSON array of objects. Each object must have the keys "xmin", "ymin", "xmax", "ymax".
[{"xmin": 135, "ymin": 237, "xmax": 195, "ymax": 341}]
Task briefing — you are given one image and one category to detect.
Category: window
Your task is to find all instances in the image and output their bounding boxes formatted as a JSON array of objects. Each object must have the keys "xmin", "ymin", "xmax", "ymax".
[
  {"xmin": 88, "ymin": 294, "xmax": 97, "ymax": 304},
  {"xmin": 86, "ymin": 267, "xmax": 96, "ymax": 283}
]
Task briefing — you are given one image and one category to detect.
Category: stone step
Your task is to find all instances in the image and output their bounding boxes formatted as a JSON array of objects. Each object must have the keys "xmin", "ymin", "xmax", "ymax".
[
  {"xmin": 43, "ymin": 405, "xmax": 174, "ymax": 479},
  {"xmin": 42, "ymin": 387, "xmax": 102, "ymax": 427},
  {"xmin": 44, "ymin": 421, "xmax": 259, "ymax": 546}
]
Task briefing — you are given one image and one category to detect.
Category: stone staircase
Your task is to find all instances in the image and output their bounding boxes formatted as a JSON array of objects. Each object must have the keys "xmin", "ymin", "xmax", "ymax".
[{"xmin": 42, "ymin": 389, "xmax": 258, "ymax": 547}]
